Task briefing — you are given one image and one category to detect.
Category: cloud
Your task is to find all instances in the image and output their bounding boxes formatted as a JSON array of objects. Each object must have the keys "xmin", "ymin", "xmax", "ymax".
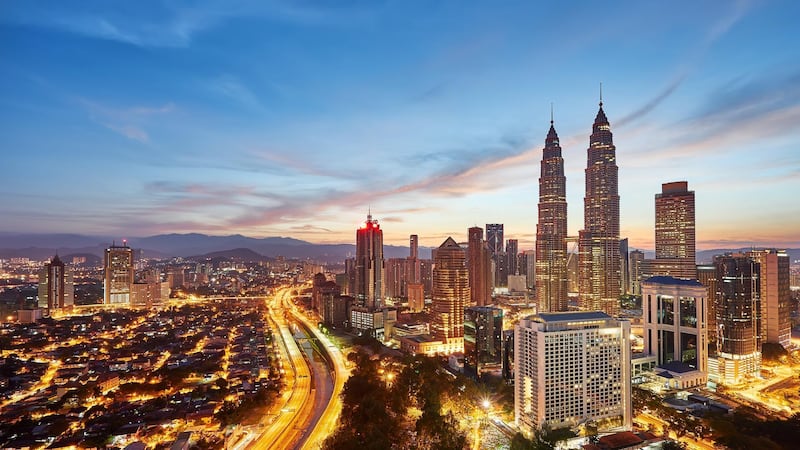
[
  {"xmin": 290, "ymin": 224, "xmax": 333, "ymax": 233},
  {"xmin": 206, "ymin": 75, "xmax": 263, "ymax": 110},
  {"xmin": 2, "ymin": 1, "xmax": 380, "ymax": 48},
  {"xmin": 76, "ymin": 98, "xmax": 175, "ymax": 143},
  {"xmin": 102, "ymin": 123, "xmax": 149, "ymax": 143}
]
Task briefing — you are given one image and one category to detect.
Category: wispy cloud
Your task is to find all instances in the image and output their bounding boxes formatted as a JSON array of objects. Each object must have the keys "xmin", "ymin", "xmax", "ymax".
[
  {"xmin": 205, "ymin": 75, "xmax": 264, "ymax": 110},
  {"xmin": 2, "ymin": 1, "xmax": 381, "ymax": 48},
  {"xmin": 102, "ymin": 123, "xmax": 149, "ymax": 143},
  {"xmin": 76, "ymin": 98, "xmax": 175, "ymax": 143}
]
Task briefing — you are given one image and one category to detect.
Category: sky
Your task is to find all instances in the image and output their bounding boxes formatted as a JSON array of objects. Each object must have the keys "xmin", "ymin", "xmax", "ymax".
[{"xmin": 1, "ymin": 0, "xmax": 799, "ymax": 251}]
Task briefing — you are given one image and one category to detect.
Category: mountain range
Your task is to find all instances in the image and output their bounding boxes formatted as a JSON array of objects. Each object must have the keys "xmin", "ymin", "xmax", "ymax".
[
  {"xmin": 0, "ymin": 233, "xmax": 431, "ymax": 264},
  {"xmin": 0, "ymin": 232, "xmax": 796, "ymax": 265}
]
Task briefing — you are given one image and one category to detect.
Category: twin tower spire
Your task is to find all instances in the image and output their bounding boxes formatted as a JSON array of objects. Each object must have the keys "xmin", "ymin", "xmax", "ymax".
[{"xmin": 535, "ymin": 94, "xmax": 620, "ymax": 316}]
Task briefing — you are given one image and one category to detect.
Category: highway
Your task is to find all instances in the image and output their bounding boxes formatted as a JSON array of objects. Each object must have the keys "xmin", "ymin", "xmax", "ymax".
[{"xmin": 245, "ymin": 285, "xmax": 348, "ymax": 450}]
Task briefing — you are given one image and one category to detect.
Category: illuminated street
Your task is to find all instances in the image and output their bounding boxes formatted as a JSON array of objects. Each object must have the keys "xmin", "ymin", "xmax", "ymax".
[{"xmin": 248, "ymin": 285, "xmax": 347, "ymax": 450}]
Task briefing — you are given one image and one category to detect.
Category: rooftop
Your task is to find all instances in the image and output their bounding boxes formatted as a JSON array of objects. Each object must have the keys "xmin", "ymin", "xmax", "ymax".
[
  {"xmin": 642, "ymin": 276, "xmax": 703, "ymax": 287},
  {"xmin": 535, "ymin": 311, "xmax": 611, "ymax": 322}
]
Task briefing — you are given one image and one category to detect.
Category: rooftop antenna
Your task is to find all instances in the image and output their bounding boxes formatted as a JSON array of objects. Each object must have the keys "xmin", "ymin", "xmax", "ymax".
[
  {"xmin": 599, "ymin": 82, "xmax": 603, "ymax": 107},
  {"xmin": 550, "ymin": 102, "xmax": 554, "ymax": 125}
]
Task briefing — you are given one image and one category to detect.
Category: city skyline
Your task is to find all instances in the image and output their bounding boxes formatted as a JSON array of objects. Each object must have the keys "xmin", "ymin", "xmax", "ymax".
[{"xmin": 2, "ymin": 1, "xmax": 799, "ymax": 250}]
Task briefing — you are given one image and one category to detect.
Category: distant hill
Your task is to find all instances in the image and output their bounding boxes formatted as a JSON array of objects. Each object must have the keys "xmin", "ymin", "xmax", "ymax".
[
  {"xmin": 188, "ymin": 248, "xmax": 268, "ymax": 262},
  {"xmin": 0, "ymin": 233, "xmax": 432, "ymax": 264}
]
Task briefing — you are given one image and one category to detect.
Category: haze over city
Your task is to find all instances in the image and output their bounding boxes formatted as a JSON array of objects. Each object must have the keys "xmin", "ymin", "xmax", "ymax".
[{"xmin": 2, "ymin": 1, "xmax": 799, "ymax": 249}]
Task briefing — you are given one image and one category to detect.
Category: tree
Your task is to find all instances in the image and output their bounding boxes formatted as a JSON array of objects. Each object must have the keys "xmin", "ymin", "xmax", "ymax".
[{"xmin": 661, "ymin": 441, "xmax": 687, "ymax": 450}]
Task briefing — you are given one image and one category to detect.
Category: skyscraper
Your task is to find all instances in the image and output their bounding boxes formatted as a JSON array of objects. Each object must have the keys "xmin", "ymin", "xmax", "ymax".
[
  {"xmin": 431, "ymin": 237, "xmax": 469, "ymax": 350},
  {"xmin": 515, "ymin": 311, "xmax": 632, "ymax": 435},
  {"xmin": 38, "ymin": 255, "xmax": 74, "ymax": 312},
  {"xmin": 468, "ymin": 227, "xmax": 492, "ymax": 306},
  {"xmin": 486, "ymin": 224, "xmax": 504, "ymax": 255},
  {"xmin": 750, "ymin": 249, "xmax": 791, "ymax": 349},
  {"xmin": 104, "ymin": 241, "xmax": 134, "ymax": 305},
  {"xmin": 486, "ymin": 224, "xmax": 505, "ymax": 287},
  {"xmin": 697, "ymin": 264, "xmax": 718, "ymax": 352},
  {"xmin": 407, "ymin": 234, "xmax": 425, "ymax": 312},
  {"xmin": 579, "ymin": 98, "xmax": 621, "ymax": 316},
  {"xmin": 654, "ymin": 181, "xmax": 696, "ymax": 279},
  {"xmin": 620, "ymin": 238, "xmax": 630, "ymax": 295},
  {"xmin": 535, "ymin": 117, "xmax": 569, "ymax": 312},
  {"xmin": 710, "ymin": 254, "xmax": 761, "ymax": 385},
  {"xmin": 355, "ymin": 212, "xmax": 384, "ymax": 310},
  {"xmin": 630, "ymin": 250, "xmax": 644, "ymax": 296},
  {"xmin": 506, "ymin": 239, "xmax": 519, "ymax": 276}
]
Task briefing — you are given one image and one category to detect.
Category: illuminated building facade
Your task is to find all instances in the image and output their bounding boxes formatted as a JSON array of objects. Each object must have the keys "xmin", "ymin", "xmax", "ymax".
[
  {"xmin": 579, "ymin": 100, "xmax": 621, "ymax": 316},
  {"xmin": 750, "ymin": 249, "xmax": 791, "ymax": 349},
  {"xmin": 104, "ymin": 242, "xmax": 133, "ymax": 305},
  {"xmin": 535, "ymin": 118, "xmax": 569, "ymax": 312},
  {"xmin": 464, "ymin": 306, "xmax": 503, "ymax": 377},
  {"xmin": 515, "ymin": 311, "xmax": 632, "ymax": 435},
  {"xmin": 354, "ymin": 213, "xmax": 384, "ymax": 310},
  {"xmin": 642, "ymin": 276, "xmax": 708, "ymax": 388},
  {"xmin": 653, "ymin": 181, "xmax": 696, "ymax": 279},
  {"xmin": 468, "ymin": 227, "xmax": 492, "ymax": 306},
  {"xmin": 710, "ymin": 254, "xmax": 761, "ymax": 385},
  {"xmin": 38, "ymin": 255, "xmax": 74, "ymax": 312},
  {"xmin": 431, "ymin": 237, "xmax": 468, "ymax": 352}
]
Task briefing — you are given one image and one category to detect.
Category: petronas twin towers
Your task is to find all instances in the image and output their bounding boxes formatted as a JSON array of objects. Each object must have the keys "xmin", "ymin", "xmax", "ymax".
[{"xmin": 535, "ymin": 99, "xmax": 621, "ymax": 316}]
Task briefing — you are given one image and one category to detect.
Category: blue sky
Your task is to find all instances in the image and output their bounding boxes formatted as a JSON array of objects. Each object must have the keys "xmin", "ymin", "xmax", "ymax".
[{"xmin": 1, "ymin": 0, "xmax": 799, "ymax": 250}]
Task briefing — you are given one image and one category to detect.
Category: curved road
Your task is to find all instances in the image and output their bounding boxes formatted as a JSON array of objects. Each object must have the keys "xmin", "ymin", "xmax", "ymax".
[{"xmin": 246, "ymin": 286, "xmax": 348, "ymax": 450}]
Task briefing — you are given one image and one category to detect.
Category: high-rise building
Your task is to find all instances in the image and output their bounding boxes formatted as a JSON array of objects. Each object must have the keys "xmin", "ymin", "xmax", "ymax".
[
  {"xmin": 406, "ymin": 234, "xmax": 425, "ymax": 312},
  {"xmin": 464, "ymin": 306, "xmax": 503, "ymax": 378},
  {"xmin": 407, "ymin": 234, "xmax": 421, "ymax": 284},
  {"xmin": 506, "ymin": 239, "xmax": 519, "ymax": 276},
  {"xmin": 653, "ymin": 181, "xmax": 696, "ymax": 279},
  {"xmin": 697, "ymin": 264, "xmax": 718, "ymax": 353},
  {"xmin": 431, "ymin": 237, "xmax": 468, "ymax": 351},
  {"xmin": 385, "ymin": 258, "xmax": 407, "ymax": 299},
  {"xmin": 629, "ymin": 250, "xmax": 644, "ymax": 296},
  {"xmin": 354, "ymin": 213, "xmax": 384, "ymax": 310},
  {"xmin": 710, "ymin": 255, "xmax": 761, "ymax": 385},
  {"xmin": 750, "ymin": 249, "xmax": 791, "ymax": 349},
  {"xmin": 579, "ymin": 99, "xmax": 621, "ymax": 316},
  {"xmin": 468, "ymin": 227, "xmax": 492, "ymax": 306},
  {"xmin": 620, "ymin": 238, "xmax": 630, "ymax": 295},
  {"xmin": 515, "ymin": 311, "xmax": 632, "ymax": 435},
  {"xmin": 487, "ymin": 224, "xmax": 506, "ymax": 287},
  {"xmin": 104, "ymin": 242, "xmax": 133, "ymax": 305},
  {"xmin": 38, "ymin": 255, "xmax": 74, "ymax": 312},
  {"xmin": 642, "ymin": 276, "xmax": 708, "ymax": 388},
  {"xmin": 486, "ymin": 224, "xmax": 504, "ymax": 255},
  {"xmin": 535, "ymin": 117, "xmax": 568, "ymax": 312}
]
